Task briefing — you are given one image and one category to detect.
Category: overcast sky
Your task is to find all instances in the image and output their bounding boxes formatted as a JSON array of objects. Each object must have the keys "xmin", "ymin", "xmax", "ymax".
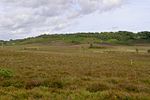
[{"xmin": 0, "ymin": 0, "xmax": 150, "ymax": 40}]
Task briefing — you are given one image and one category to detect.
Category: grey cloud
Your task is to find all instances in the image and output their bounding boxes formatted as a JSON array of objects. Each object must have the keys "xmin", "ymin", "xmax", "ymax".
[{"xmin": 0, "ymin": 0, "xmax": 123, "ymax": 39}]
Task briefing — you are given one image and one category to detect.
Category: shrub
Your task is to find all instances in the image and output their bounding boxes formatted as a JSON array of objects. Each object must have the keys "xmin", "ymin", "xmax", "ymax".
[
  {"xmin": 147, "ymin": 49, "xmax": 150, "ymax": 53},
  {"xmin": 0, "ymin": 68, "xmax": 13, "ymax": 78}
]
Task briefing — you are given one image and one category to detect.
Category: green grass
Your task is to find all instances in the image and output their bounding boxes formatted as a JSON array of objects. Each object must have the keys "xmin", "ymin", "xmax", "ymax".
[
  {"xmin": 0, "ymin": 68, "xmax": 14, "ymax": 79},
  {"xmin": 0, "ymin": 44, "xmax": 150, "ymax": 100}
]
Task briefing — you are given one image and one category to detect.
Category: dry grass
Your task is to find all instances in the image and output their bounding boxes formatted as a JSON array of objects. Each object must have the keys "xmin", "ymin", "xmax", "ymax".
[{"xmin": 0, "ymin": 45, "xmax": 150, "ymax": 100}]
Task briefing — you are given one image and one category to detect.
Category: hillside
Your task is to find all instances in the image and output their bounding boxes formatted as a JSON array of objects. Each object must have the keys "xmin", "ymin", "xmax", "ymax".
[{"xmin": 3, "ymin": 31, "xmax": 150, "ymax": 46}]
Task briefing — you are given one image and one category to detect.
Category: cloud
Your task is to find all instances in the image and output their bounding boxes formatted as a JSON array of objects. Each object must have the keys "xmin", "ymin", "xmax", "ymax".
[{"xmin": 0, "ymin": 0, "xmax": 123, "ymax": 39}]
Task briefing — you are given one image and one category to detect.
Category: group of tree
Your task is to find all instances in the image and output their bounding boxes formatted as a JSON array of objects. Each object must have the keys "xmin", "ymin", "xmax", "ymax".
[
  {"xmin": 2, "ymin": 31, "xmax": 150, "ymax": 45},
  {"xmin": 74, "ymin": 31, "xmax": 150, "ymax": 41}
]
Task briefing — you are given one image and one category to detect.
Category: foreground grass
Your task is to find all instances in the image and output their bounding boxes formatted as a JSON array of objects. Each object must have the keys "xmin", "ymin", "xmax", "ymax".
[{"xmin": 0, "ymin": 45, "xmax": 150, "ymax": 100}]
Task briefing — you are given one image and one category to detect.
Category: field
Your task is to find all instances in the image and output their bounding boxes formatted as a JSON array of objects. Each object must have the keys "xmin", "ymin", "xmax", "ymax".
[{"xmin": 0, "ymin": 44, "xmax": 150, "ymax": 100}]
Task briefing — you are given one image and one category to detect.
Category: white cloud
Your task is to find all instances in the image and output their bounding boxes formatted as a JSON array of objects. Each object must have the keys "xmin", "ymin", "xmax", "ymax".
[{"xmin": 0, "ymin": 0, "xmax": 123, "ymax": 39}]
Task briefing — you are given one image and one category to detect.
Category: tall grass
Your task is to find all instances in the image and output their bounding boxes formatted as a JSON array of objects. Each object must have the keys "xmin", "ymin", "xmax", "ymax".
[{"xmin": 0, "ymin": 45, "xmax": 150, "ymax": 99}]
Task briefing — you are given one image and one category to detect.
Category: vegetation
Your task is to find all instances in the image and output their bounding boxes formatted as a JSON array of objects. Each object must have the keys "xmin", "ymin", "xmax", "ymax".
[
  {"xmin": 0, "ymin": 68, "xmax": 13, "ymax": 79},
  {"xmin": 147, "ymin": 49, "xmax": 150, "ymax": 53},
  {"xmin": 0, "ymin": 31, "xmax": 150, "ymax": 99},
  {"xmin": 3, "ymin": 31, "xmax": 150, "ymax": 45},
  {"xmin": 0, "ymin": 44, "xmax": 150, "ymax": 99}
]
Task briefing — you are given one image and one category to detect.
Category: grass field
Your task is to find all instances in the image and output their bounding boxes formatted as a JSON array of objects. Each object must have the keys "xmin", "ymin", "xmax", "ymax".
[{"xmin": 0, "ymin": 44, "xmax": 150, "ymax": 100}]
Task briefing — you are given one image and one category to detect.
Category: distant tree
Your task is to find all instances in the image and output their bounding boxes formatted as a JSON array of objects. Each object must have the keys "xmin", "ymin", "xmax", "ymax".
[{"xmin": 137, "ymin": 31, "xmax": 150, "ymax": 39}]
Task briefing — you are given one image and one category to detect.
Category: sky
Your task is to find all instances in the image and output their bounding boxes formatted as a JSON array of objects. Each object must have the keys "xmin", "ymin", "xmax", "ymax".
[{"xmin": 0, "ymin": 0, "xmax": 150, "ymax": 40}]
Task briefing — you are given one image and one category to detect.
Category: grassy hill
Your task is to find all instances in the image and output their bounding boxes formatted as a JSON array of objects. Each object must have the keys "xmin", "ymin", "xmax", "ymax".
[{"xmin": 3, "ymin": 31, "xmax": 150, "ymax": 46}]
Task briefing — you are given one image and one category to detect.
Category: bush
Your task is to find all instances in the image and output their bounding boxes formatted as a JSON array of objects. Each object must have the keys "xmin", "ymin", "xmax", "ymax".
[
  {"xmin": 147, "ymin": 49, "xmax": 150, "ymax": 53},
  {"xmin": 0, "ymin": 68, "xmax": 13, "ymax": 78}
]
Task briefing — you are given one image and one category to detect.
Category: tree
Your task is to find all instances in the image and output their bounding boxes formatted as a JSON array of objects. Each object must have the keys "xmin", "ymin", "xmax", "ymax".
[{"xmin": 137, "ymin": 31, "xmax": 150, "ymax": 39}]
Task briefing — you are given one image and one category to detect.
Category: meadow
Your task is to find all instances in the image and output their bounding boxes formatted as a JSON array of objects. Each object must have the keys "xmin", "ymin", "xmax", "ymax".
[{"xmin": 0, "ymin": 44, "xmax": 150, "ymax": 100}]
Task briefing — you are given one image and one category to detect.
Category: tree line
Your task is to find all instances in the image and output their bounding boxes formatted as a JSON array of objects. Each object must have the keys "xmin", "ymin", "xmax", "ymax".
[{"xmin": 1, "ymin": 31, "xmax": 150, "ymax": 45}]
